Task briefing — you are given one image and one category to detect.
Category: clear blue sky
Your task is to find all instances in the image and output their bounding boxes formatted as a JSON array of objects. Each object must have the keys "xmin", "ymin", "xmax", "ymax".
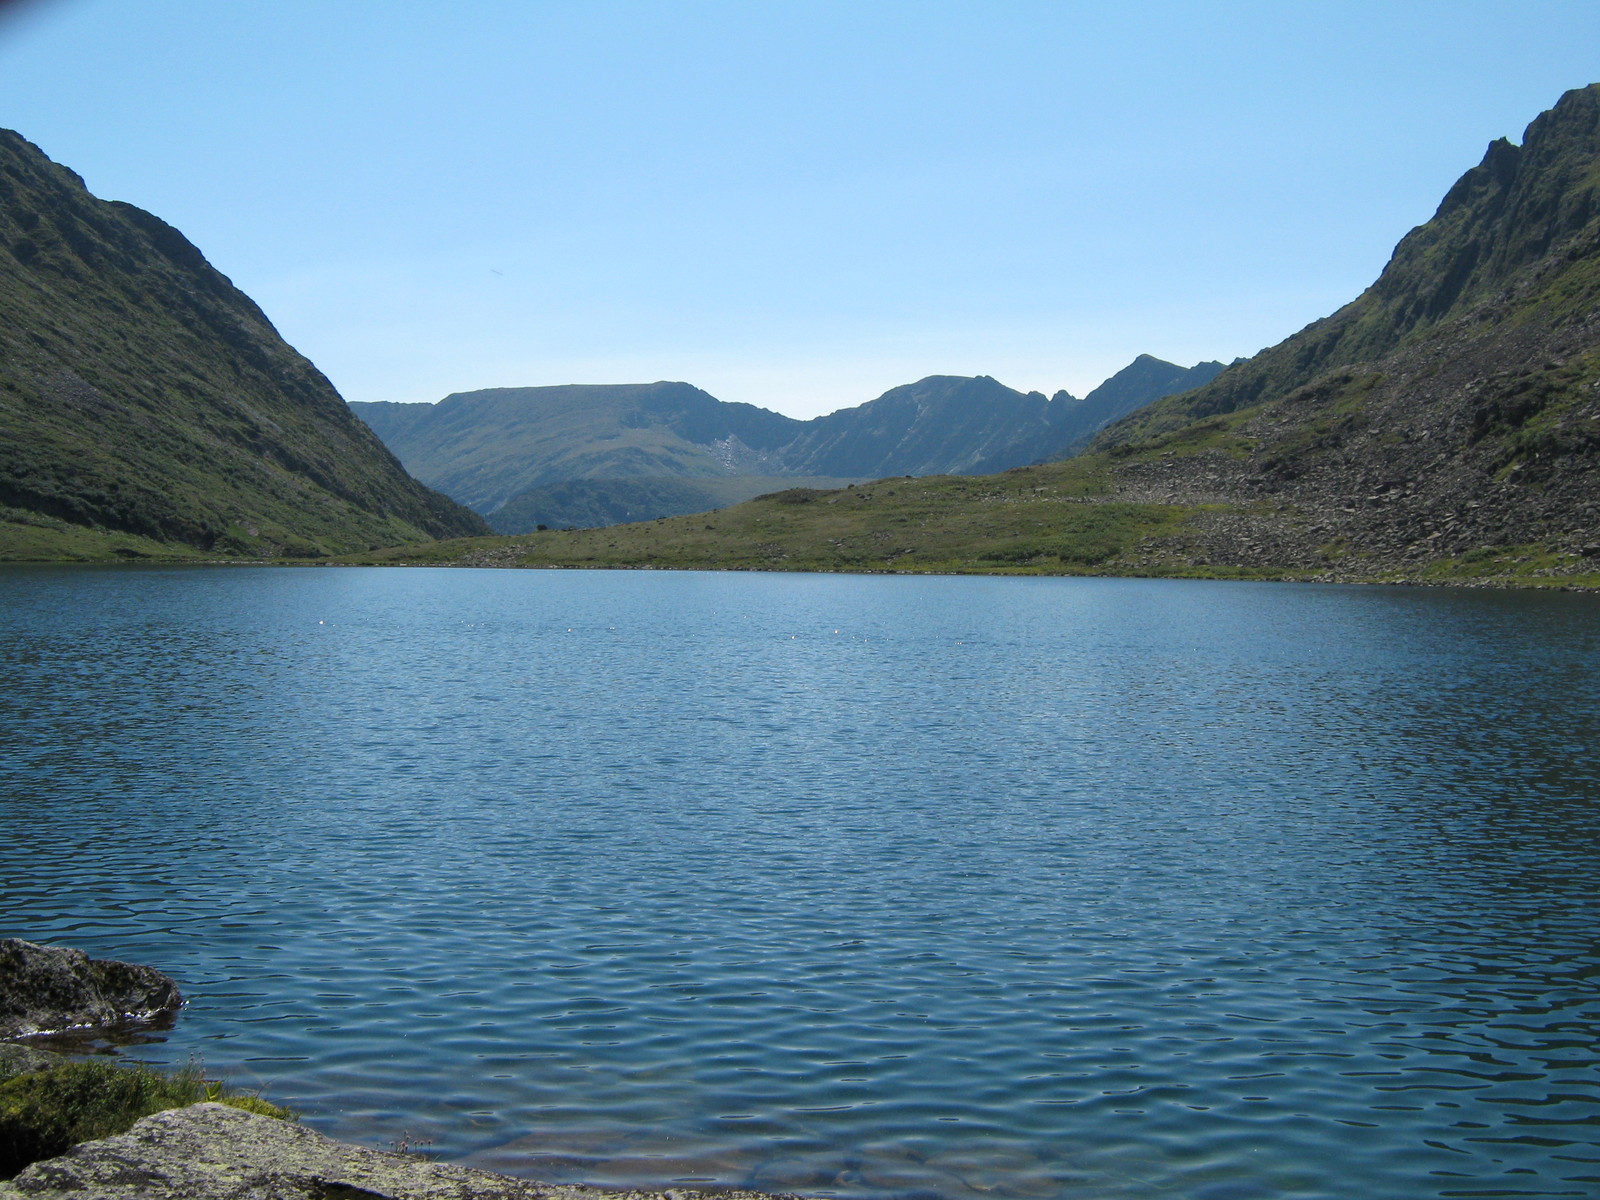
[{"xmin": 2, "ymin": 1, "xmax": 1598, "ymax": 418}]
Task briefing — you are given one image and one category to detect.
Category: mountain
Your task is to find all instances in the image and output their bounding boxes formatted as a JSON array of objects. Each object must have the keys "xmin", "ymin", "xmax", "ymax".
[
  {"xmin": 773, "ymin": 375, "xmax": 1064, "ymax": 477},
  {"xmin": 351, "ymin": 359, "xmax": 1215, "ymax": 530},
  {"xmin": 1082, "ymin": 81, "xmax": 1600, "ymax": 576},
  {"xmin": 1123, "ymin": 89, "xmax": 1600, "ymax": 441},
  {"xmin": 367, "ymin": 84, "xmax": 1600, "ymax": 588},
  {"xmin": 1047, "ymin": 355, "xmax": 1225, "ymax": 454},
  {"xmin": 0, "ymin": 130, "xmax": 486, "ymax": 560},
  {"xmin": 350, "ymin": 382, "xmax": 802, "ymax": 517}
]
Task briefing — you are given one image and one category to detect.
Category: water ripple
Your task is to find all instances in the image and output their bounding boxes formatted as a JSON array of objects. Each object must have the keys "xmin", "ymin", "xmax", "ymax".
[{"xmin": 2, "ymin": 567, "xmax": 1599, "ymax": 1200}]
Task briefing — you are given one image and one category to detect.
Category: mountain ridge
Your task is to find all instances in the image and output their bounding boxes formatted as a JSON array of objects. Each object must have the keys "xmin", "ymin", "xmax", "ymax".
[{"xmin": 350, "ymin": 357, "xmax": 1222, "ymax": 530}]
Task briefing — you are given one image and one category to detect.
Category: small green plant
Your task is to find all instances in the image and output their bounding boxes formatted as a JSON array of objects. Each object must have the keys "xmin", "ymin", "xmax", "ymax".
[{"xmin": 0, "ymin": 1058, "xmax": 293, "ymax": 1179}]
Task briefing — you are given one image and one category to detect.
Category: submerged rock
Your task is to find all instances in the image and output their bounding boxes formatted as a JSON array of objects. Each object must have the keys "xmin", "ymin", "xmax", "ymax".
[
  {"xmin": 0, "ymin": 940, "xmax": 181, "ymax": 1039},
  {"xmin": 0, "ymin": 1103, "xmax": 798, "ymax": 1200}
]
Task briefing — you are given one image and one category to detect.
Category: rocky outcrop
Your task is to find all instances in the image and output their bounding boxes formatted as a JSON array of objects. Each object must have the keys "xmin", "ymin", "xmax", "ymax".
[
  {"xmin": 0, "ymin": 1044, "xmax": 62, "ymax": 1079},
  {"xmin": 0, "ymin": 940, "xmax": 181, "ymax": 1039},
  {"xmin": 0, "ymin": 1103, "xmax": 797, "ymax": 1200}
]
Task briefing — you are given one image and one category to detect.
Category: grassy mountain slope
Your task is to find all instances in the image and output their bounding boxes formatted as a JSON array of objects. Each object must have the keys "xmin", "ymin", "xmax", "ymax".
[
  {"xmin": 351, "ymin": 467, "xmax": 1199, "ymax": 576},
  {"xmin": 0, "ymin": 130, "xmax": 486, "ymax": 560},
  {"xmin": 356, "ymin": 85, "xmax": 1600, "ymax": 588},
  {"xmin": 1116, "ymin": 84, "xmax": 1600, "ymax": 440}
]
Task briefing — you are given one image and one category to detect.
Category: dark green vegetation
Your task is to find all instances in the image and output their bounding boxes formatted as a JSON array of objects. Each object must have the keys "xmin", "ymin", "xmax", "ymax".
[
  {"xmin": 350, "ymin": 361, "xmax": 1221, "ymax": 532},
  {"xmin": 0, "ymin": 130, "xmax": 487, "ymax": 562},
  {"xmin": 0, "ymin": 1057, "xmax": 291, "ymax": 1178},
  {"xmin": 368, "ymin": 85, "xmax": 1600, "ymax": 587}
]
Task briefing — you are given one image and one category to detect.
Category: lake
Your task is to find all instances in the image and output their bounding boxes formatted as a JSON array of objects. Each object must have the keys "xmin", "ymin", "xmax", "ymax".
[{"xmin": 2, "ymin": 565, "xmax": 1598, "ymax": 1200}]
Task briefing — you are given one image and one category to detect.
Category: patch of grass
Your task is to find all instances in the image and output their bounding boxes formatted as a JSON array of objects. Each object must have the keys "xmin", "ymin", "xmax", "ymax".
[
  {"xmin": 0, "ymin": 510, "xmax": 209, "ymax": 562},
  {"xmin": 1505, "ymin": 231, "xmax": 1600, "ymax": 327},
  {"xmin": 0, "ymin": 1059, "xmax": 293, "ymax": 1178},
  {"xmin": 1467, "ymin": 348, "xmax": 1600, "ymax": 480}
]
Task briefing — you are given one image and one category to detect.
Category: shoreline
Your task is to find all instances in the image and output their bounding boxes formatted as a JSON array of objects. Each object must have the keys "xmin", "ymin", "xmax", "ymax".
[{"xmin": 3, "ymin": 553, "xmax": 1598, "ymax": 592}]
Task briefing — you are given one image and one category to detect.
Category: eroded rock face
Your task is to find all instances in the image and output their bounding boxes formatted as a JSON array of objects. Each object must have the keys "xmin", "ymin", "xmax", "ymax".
[
  {"xmin": 0, "ymin": 940, "xmax": 181, "ymax": 1039},
  {"xmin": 0, "ymin": 1103, "xmax": 796, "ymax": 1200}
]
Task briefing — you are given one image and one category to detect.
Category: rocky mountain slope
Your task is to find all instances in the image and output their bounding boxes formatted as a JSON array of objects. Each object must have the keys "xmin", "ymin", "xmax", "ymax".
[
  {"xmin": 1084, "ymin": 81, "xmax": 1600, "ymax": 577},
  {"xmin": 370, "ymin": 84, "xmax": 1600, "ymax": 587},
  {"xmin": 351, "ymin": 358, "xmax": 1218, "ymax": 531},
  {"xmin": 0, "ymin": 130, "xmax": 486, "ymax": 560}
]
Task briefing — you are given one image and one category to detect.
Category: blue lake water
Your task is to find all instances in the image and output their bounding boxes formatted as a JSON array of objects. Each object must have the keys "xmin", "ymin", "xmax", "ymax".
[{"xmin": 2, "ymin": 565, "xmax": 1599, "ymax": 1200}]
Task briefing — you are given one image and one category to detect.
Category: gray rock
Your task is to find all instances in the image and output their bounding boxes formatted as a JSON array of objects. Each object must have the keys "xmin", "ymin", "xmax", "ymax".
[
  {"xmin": 0, "ymin": 1043, "xmax": 63, "ymax": 1080},
  {"xmin": 0, "ymin": 1103, "xmax": 800, "ymax": 1200},
  {"xmin": 0, "ymin": 940, "xmax": 181, "ymax": 1039}
]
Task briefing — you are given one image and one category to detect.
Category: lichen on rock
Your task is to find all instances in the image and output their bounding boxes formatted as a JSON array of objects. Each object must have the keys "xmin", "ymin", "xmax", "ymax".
[{"xmin": 0, "ymin": 1102, "xmax": 798, "ymax": 1200}]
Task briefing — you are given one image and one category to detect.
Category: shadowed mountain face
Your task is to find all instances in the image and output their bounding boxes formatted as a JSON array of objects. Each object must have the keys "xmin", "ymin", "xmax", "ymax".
[
  {"xmin": 352, "ymin": 361, "xmax": 1219, "ymax": 530},
  {"xmin": 0, "ymin": 130, "xmax": 486, "ymax": 559},
  {"xmin": 384, "ymin": 84, "xmax": 1600, "ymax": 587}
]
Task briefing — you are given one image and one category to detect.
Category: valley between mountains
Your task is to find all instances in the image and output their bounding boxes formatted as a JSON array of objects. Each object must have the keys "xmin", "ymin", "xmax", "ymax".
[
  {"xmin": 3, "ymin": 86, "xmax": 1600, "ymax": 587},
  {"xmin": 352, "ymin": 84, "xmax": 1600, "ymax": 587}
]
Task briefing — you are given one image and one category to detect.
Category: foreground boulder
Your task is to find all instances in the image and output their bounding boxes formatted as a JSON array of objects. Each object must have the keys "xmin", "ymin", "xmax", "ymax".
[
  {"xmin": 0, "ymin": 1103, "xmax": 796, "ymax": 1200},
  {"xmin": 0, "ymin": 940, "xmax": 181, "ymax": 1039}
]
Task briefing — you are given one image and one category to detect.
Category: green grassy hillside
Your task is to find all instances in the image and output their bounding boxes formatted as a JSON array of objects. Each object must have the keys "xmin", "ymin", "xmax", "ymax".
[
  {"xmin": 351, "ymin": 382, "xmax": 798, "ymax": 515},
  {"xmin": 0, "ymin": 129, "xmax": 487, "ymax": 561},
  {"xmin": 349, "ymin": 463, "xmax": 1215, "ymax": 576}
]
